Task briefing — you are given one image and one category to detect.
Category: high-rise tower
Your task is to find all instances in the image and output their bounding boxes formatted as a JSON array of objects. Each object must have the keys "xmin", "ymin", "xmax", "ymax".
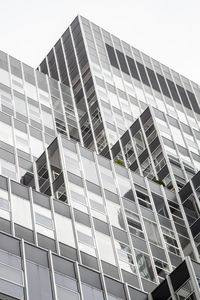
[{"xmin": 0, "ymin": 15, "xmax": 199, "ymax": 300}]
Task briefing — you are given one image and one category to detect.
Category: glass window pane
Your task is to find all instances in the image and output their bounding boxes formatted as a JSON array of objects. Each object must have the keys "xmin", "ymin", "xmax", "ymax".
[
  {"xmin": 0, "ymin": 261, "xmax": 23, "ymax": 285},
  {"xmin": 0, "ymin": 278, "xmax": 24, "ymax": 299},
  {"xmin": 135, "ymin": 250, "xmax": 155, "ymax": 282},
  {"xmin": 26, "ymin": 261, "xmax": 53, "ymax": 300},
  {"xmin": 82, "ymin": 283, "xmax": 104, "ymax": 300},
  {"xmin": 55, "ymin": 272, "xmax": 78, "ymax": 291},
  {"xmin": 14, "ymin": 96, "xmax": 27, "ymax": 116},
  {"xmin": 35, "ymin": 212, "xmax": 54, "ymax": 230},
  {"xmin": 0, "ymin": 121, "xmax": 13, "ymax": 145},
  {"xmin": 57, "ymin": 285, "xmax": 79, "ymax": 300},
  {"xmin": 144, "ymin": 219, "xmax": 162, "ymax": 247}
]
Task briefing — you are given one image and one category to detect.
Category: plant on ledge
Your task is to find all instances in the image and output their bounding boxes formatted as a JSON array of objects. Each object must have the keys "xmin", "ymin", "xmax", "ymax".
[
  {"xmin": 115, "ymin": 159, "xmax": 125, "ymax": 167},
  {"xmin": 153, "ymin": 179, "xmax": 165, "ymax": 187}
]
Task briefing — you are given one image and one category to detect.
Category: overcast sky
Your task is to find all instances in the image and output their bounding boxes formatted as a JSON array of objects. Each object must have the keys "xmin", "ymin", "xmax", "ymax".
[{"xmin": 0, "ymin": 0, "xmax": 199, "ymax": 84}]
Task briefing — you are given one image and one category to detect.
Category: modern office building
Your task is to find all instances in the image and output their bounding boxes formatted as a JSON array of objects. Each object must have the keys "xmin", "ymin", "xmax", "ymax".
[{"xmin": 0, "ymin": 15, "xmax": 200, "ymax": 299}]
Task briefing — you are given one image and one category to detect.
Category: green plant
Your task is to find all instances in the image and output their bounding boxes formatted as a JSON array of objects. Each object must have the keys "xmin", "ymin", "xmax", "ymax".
[
  {"xmin": 153, "ymin": 179, "xmax": 165, "ymax": 187},
  {"xmin": 115, "ymin": 159, "xmax": 125, "ymax": 167}
]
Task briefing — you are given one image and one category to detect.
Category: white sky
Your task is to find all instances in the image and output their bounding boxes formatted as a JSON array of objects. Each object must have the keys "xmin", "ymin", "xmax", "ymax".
[{"xmin": 0, "ymin": 0, "xmax": 199, "ymax": 84}]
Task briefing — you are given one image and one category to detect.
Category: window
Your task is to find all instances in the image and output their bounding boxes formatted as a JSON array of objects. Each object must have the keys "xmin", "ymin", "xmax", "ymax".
[
  {"xmin": 0, "ymin": 159, "xmax": 17, "ymax": 180},
  {"xmin": 42, "ymin": 110, "xmax": 54, "ymax": 129},
  {"xmin": 175, "ymin": 279, "xmax": 195, "ymax": 300},
  {"xmin": 39, "ymin": 90, "xmax": 50, "ymax": 107},
  {"xmin": 0, "ymin": 251, "xmax": 24, "ymax": 299},
  {"xmin": 35, "ymin": 212, "xmax": 54, "ymax": 230},
  {"xmin": 108, "ymin": 91, "xmax": 120, "ymax": 109},
  {"xmin": 0, "ymin": 261, "xmax": 23, "ymax": 285},
  {"xmin": 154, "ymin": 258, "xmax": 169, "ymax": 279},
  {"xmin": 64, "ymin": 149, "xmax": 81, "ymax": 176},
  {"xmin": 81, "ymin": 157, "xmax": 99, "ymax": 185},
  {"xmin": 26, "ymin": 261, "xmax": 53, "ymax": 300},
  {"xmin": 71, "ymin": 190, "xmax": 87, "ymax": 206},
  {"xmin": 116, "ymin": 241, "xmax": 136, "ymax": 274},
  {"xmin": 30, "ymin": 135, "xmax": 44, "ymax": 158},
  {"xmin": 0, "ymin": 189, "xmax": 9, "ymax": 212},
  {"xmin": 25, "ymin": 82, "xmax": 38, "ymax": 100},
  {"xmin": 77, "ymin": 230, "xmax": 94, "ymax": 248},
  {"xmin": 12, "ymin": 75, "xmax": 24, "ymax": 93},
  {"xmin": 135, "ymin": 86, "xmax": 146, "ymax": 103},
  {"xmin": 76, "ymin": 223, "xmax": 95, "ymax": 256},
  {"xmin": 161, "ymin": 226, "xmax": 180, "ymax": 256},
  {"xmin": 15, "ymin": 130, "xmax": 29, "ymax": 153},
  {"xmin": 135, "ymin": 250, "xmax": 155, "ymax": 282},
  {"xmin": 0, "ymin": 88, "xmax": 12, "ymax": 109},
  {"xmin": 0, "ymin": 121, "xmax": 13, "ymax": 145},
  {"xmin": 107, "ymin": 201, "xmax": 125, "ymax": 230},
  {"xmin": 126, "ymin": 210, "xmax": 144, "ymax": 239},
  {"xmin": 55, "ymin": 272, "xmax": 79, "ymax": 300},
  {"xmin": 170, "ymin": 125, "xmax": 185, "ymax": 148},
  {"xmin": 96, "ymin": 231, "xmax": 116, "ymax": 264},
  {"xmin": 82, "ymin": 283, "xmax": 104, "ymax": 300},
  {"xmin": 0, "ymin": 249, "xmax": 24, "ymax": 299},
  {"xmin": 144, "ymin": 219, "xmax": 162, "ymax": 246},
  {"xmin": 0, "ymin": 69, "xmax": 10, "ymax": 86},
  {"xmin": 28, "ymin": 103, "xmax": 41, "ymax": 122},
  {"xmin": 57, "ymin": 286, "xmax": 80, "ymax": 300},
  {"xmin": 14, "ymin": 96, "xmax": 27, "ymax": 116},
  {"xmin": 99, "ymin": 165, "xmax": 116, "ymax": 193}
]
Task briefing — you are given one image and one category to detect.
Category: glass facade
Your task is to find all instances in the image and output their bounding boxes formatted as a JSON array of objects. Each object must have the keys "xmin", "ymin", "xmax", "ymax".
[{"xmin": 0, "ymin": 14, "xmax": 200, "ymax": 299}]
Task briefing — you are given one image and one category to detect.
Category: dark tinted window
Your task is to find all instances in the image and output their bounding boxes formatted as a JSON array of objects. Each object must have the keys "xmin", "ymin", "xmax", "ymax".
[
  {"xmin": 170, "ymin": 261, "xmax": 189, "ymax": 292},
  {"xmin": 156, "ymin": 74, "xmax": 170, "ymax": 97},
  {"xmin": 136, "ymin": 62, "xmax": 150, "ymax": 86},
  {"xmin": 151, "ymin": 279, "xmax": 170, "ymax": 300},
  {"xmin": 55, "ymin": 39, "xmax": 69, "ymax": 86},
  {"xmin": 105, "ymin": 44, "xmax": 119, "ymax": 69},
  {"xmin": 179, "ymin": 182, "xmax": 193, "ymax": 202},
  {"xmin": 40, "ymin": 59, "xmax": 48, "ymax": 76},
  {"xmin": 116, "ymin": 50, "xmax": 129, "ymax": 74},
  {"xmin": 186, "ymin": 90, "xmax": 200, "ymax": 114},
  {"xmin": 126, "ymin": 56, "xmax": 140, "ymax": 80},
  {"xmin": 166, "ymin": 79, "xmax": 181, "ymax": 103},
  {"xmin": 47, "ymin": 49, "xmax": 59, "ymax": 81},
  {"xmin": 176, "ymin": 85, "xmax": 191, "ymax": 109},
  {"xmin": 146, "ymin": 68, "xmax": 160, "ymax": 92}
]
